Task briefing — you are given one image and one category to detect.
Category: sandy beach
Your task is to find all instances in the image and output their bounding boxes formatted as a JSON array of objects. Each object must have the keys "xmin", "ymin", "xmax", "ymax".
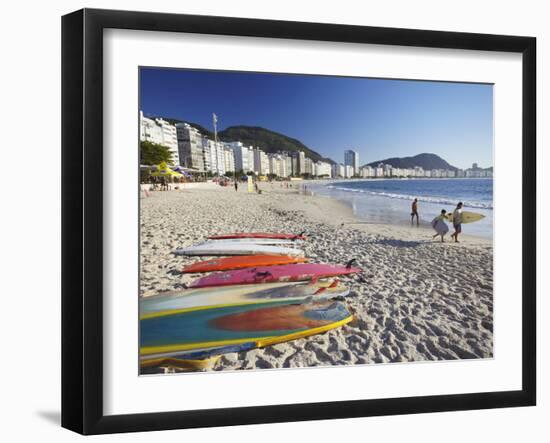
[{"xmin": 140, "ymin": 182, "xmax": 493, "ymax": 372}]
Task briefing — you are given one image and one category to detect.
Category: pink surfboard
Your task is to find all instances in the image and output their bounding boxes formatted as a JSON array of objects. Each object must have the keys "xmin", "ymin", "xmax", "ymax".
[
  {"xmin": 188, "ymin": 262, "xmax": 360, "ymax": 288},
  {"xmin": 208, "ymin": 232, "xmax": 306, "ymax": 241}
]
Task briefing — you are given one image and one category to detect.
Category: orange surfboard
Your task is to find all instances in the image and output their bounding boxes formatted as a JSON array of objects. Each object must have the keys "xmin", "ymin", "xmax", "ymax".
[{"xmin": 182, "ymin": 255, "xmax": 308, "ymax": 273}]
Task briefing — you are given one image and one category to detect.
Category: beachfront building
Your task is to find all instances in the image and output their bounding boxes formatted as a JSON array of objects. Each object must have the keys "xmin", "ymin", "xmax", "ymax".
[
  {"xmin": 253, "ymin": 148, "xmax": 270, "ymax": 175},
  {"xmin": 268, "ymin": 154, "xmax": 281, "ymax": 177},
  {"xmin": 283, "ymin": 154, "xmax": 293, "ymax": 177},
  {"xmin": 140, "ymin": 112, "xmax": 179, "ymax": 165},
  {"xmin": 297, "ymin": 151, "xmax": 307, "ymax": 175},
  {"xmin": 344, "ymin": 149, "xmax": 359, "ymax": 175},
  {"xmin": 291, "ymin": 153, "xmax": 299, "ymax": 176},
  {"xmin": 246, "ymin": 146, "xmax": 256, "ymax": 173},
  {"xmin": 361, "ymin": 166, "xmax": 374, "ymax": 178},
  {"xmin": 304, "ymin": 157, "xmax": 314, "ymax": 175},
  {"xmin": 465, "ymin": 167, "xmax": 492, "ymax": 178},
  {"xmin": 202, "ymin": 139, "xmax": 226, "ymax": 175},
  {"xmin": 413, "ymin": 166, "xmax": 424, "ymax": 177},
  {"xmin": 338, "ymin": 163, "xmax": 345, "ymax": 178},
  {"xmin": 268, "ymin": 152, "xmax": 292, "ymax": 178},
  {"xmin": 227, "ymin": 141, "xmax": 253, "ymax": 173},
  {"xmin": 315, "ymin": 161, "xmax": 332, "ymax": 178},
  {"xmin": 175, "ymin": 122, "xmax": 205, "ymax": 171},
  {"xmin": 157, "ymin": 119, "xmax": 179, "ymax": 165},
  {"xmin": 224, "ymin": 147, "xmax": 235, "ymax": 174},
  {"xmin": 344, "ymin": 165, "xmax": 354, "ymax": 178}
]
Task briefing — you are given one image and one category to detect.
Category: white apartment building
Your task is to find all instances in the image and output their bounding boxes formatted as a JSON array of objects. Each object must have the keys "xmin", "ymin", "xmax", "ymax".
[
  {"xmin": 140, "ymin": 111, "xmax": 179, "ymax": 165},
  {"xmin": 253, "ymin": 148, "xmax": 270, "ymax": 175},
  {"xmin": 226, "ymin": 141, "xmax": 252, "ymax": 173},
  {"xmin": 205, "ymin": 140, "xmax": 226, "ymax": 176},
  {"xmin": 344, "ymin": 165, "xmax": 354, "ymax": 178},
  {"xmin": 284, "ymin": 155, "xmax": 292, "ymax": 178},
  {"xmin": 224, "ymin": 147, "xmax": 235, "ymax": 174},
  {"xmin": 413, "ymin": 166, "xmax": 424, "ymax": 177},
  {"xmin": 304, "ymin": 157, "xmax": 314, "ymax": 175},
  {"xmin": 315, "ymin": 161, "xmax": 332, "ymax": 178},
  {"xmin": 338, "ymin": 163, "xmax": 345, "ymax": 178},
  {"xmin": 297, "ymin": 151, "xmax": 306, "ymax": 175},
  {"xmin": 268, "ymin": 154, "xmax": 279, "ymax": 177},
  {"xmin": 175, "ymin": 122, "xmax": 205, "ymax": 171},
  {"xmin": 248, "ymin": 148, "xmax": 256, "ymax": 173},
  {"xmin": 361, "ymin": 166, "xmax": 374, "ymax": 178}
]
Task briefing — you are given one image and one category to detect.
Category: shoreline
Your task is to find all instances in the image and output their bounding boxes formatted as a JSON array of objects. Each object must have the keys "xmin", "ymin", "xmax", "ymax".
[
  {"xmin": 305, "ymin": 180, "xmax": 493, "ymax": 241},
  {"xmin": 140, "ymin": 184, "xmax": 494, "ymax": 372}
]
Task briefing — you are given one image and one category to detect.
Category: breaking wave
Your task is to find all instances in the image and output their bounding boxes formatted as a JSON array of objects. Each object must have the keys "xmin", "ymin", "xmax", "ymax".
[{"xmin": 326, "ymin": 185, "xmax": 493, "ymax": 210}]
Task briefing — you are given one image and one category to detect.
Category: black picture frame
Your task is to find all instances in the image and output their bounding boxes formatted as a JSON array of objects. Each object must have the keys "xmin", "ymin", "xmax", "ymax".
[{"xmin": 61, "ymin": 8, "xmax": 536, "ymax": 435}]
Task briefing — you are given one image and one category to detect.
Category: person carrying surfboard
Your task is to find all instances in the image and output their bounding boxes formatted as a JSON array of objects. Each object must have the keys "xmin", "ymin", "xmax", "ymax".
[
  {"xmin": 431, "ymin": 209, "xmax": 449, "ymax": 242},
  {"xmin": 450, "ymin": 202, "xmax": 464, "ymax": 243},
  {"xmin": 411, "ymin": 198, "xmax": 419, "ymax": 226}
]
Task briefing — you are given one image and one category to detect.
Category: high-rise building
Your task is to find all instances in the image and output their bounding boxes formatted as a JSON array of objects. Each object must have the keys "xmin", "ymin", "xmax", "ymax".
[
  {"xmin": 226, "ymin": 141, "xmax": 251, "ymax": 172},
  {"xmin": 246, "ymin": 148, "xmax": 254, "ymax": 174},
  {"xmin": 140, "ymin": 112, "xmax": 179, "ymax": 165},
  {"xmin": 175, "ymin": 122, "xmax": 205, "ymax": 171},
  {"xmin": 253, "ymin": 148, "xmax": 270, "ymax": 175},
  {"xmin": 315, "ymin": 161, "xmax": 332, "ymax": 178},
  {"xmin": 344, "ymin": 149, "xmax": 359, "ymax": 176},
  {"xmin": 304, "ymin": 157, "xmax": 313, "ymax": 175},
  {"xmin": 290, "ymin": 153, "xmax": 299, "ymax": 176},
  {"xmin": 206, "ymin": 140, "xmax": 226, "ymax": 176},
  {"xmin": 271, "ymin": 154, "xmax": 288, "ymax": 177},
  {"xmin": 224, "ymin": 147, "xmax": 235, "ymax": 174},
  {"xmin": 297, "ymin": 151, "xmax": 306, "ymax": 175},
  {"xmin": 338, "ymin": 163, "xmax": 345, "ymax": 178}
]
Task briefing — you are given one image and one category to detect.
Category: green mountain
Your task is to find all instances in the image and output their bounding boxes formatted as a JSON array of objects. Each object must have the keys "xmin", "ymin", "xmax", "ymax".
[
  {"xmin": 218, "ymin": 126, "xmax": 334, "ymax": 164},
  {"xmin": 151, "ymin": 116, "xmax": 334, "ymax": 164},
  {"xmin": 363, "ymin": 153, "xmax": 458, "ymax": 171}
]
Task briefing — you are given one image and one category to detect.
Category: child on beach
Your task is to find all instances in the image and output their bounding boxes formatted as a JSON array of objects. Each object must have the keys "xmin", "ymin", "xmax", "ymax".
[{"xmin": 431, "ymin": 209, "xmax": 449, "ymax": 242}]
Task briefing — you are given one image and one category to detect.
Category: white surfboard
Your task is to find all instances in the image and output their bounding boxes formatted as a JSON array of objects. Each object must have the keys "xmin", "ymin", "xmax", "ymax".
[
  {"xmin": 174, "ymin": 242, "xmax": 304, "ymax": 256},
  {"xmin": 204, "ymin": 238, "xmax": 304, "ymax": 246}
]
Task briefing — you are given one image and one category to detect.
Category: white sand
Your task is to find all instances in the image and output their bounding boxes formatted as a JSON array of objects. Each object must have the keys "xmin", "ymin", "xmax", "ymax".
[{"xmin": 140, "ymin": 182, "xmax": 493, "ymax": 372}]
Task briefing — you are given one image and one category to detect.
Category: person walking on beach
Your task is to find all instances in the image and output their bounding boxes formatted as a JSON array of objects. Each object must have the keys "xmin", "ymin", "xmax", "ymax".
[
  {"xmin": 234, "ymin": 180, "xmax": 238, "ymax": 192},
  {"xmin": 411, "ymin": 198, "xmax": 419, "ymax": 226},
  {"xmin": 431, "ymin": 209, "xmax": 449, "ymax": 242},
  {"xmin": 450, "ymin": 202, "xmax": 464, "ymax": 243}
]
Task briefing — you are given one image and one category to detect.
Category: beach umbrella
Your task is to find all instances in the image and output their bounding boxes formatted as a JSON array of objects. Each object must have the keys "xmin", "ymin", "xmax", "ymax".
[{"xmin": 150, "ymin": 161, "xmax": 183, "ymax": 178}]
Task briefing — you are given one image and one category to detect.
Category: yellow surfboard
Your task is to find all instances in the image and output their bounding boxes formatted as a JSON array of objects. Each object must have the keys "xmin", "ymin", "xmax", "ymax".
[{"xmin": 447, "ymin": 211, "xmax": 485, "ymax": 224}]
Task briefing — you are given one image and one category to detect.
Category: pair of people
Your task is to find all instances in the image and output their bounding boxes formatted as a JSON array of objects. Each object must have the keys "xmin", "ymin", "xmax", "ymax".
[{"xmin": 431, "ymin": 202, "xmax": 463, "ymax": 243}]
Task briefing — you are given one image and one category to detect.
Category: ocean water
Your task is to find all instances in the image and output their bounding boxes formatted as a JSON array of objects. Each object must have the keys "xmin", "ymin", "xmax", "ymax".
[{"xmin": 311, "ymin": 178, "xmax": 493, "ymax": 239}]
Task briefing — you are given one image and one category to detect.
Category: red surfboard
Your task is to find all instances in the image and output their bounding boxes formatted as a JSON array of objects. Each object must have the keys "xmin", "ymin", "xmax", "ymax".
[
  {"xmin": 188, "ymin": 262, "xmax": 360, "ymax": 288},
  {"xmin": 182, "ymin": 255, "xmax": 308, "ymax": 273}
]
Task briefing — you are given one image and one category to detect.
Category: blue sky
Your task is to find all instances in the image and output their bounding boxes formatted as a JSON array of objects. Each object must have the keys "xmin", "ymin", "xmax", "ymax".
[{"xmin": 140, "ymin": 68, "xmax": 493, "ymax": 169}]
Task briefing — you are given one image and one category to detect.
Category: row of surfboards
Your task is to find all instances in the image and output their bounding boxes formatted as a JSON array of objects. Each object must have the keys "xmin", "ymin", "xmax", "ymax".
[{"xmin": 140, "ymin": 232, "xmax": 360, "ymax": 371}]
